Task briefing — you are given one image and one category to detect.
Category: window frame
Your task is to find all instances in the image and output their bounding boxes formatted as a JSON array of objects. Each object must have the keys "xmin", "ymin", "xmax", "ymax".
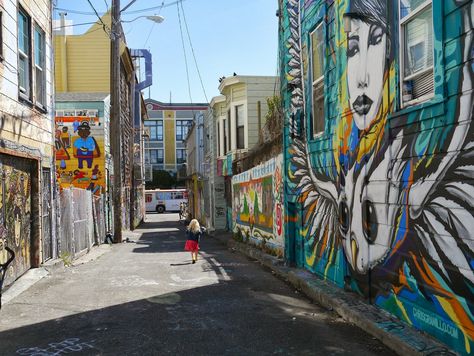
[
  {"xmin": 310, "ymin": 22, "xmax": 325, "ymax": 139},
  {"xmin": 235, "ymin": 104, "xmax": 245, "ymax": 149},
  {"xmin": 18, "ymin": 7, "xmax": 31, "ymax": 101},
  {"xmin": 227, "ymin": 109, "xmax": 231, "ymax": 151},
  {"xmin": 176, "ymin": 120, "xmax": 191, "ymax": 141},
  {"xmin": 0, "ymin": 12, "xmax": 4, "ymax": 61},
  {"xmin": 145, "ymin": 120, "xmax": 163, "ymax": 141},
  {"xmin": 399, "ymin": 0, "xmax": 434, "ymax": 108},
  {"xmin": 156, "ymin": 120, "xmax": 163, "ymax": 141},
  {"xmin": 216, "ymin": 120, "xmax": 220, "ymax": 156},
  {"xmin": 149, "ymin": 149, "xmax": 164, "ymax": 164},
  {"xmin": 176, "ymin": 148, "xmax": 186, "ymax": 164},
  {"xmin": 34, "ymin": 23, "xmax": 46, "ymax": 108},
  {"xmin": 223, "ymin": 118, "xmax": 227, "ymax": 154}
]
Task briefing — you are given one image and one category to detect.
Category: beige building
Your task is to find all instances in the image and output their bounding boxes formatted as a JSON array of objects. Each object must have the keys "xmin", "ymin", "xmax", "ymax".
[
  {"xmin": 0, "ymin": 1, "xmax": 55, "ymax": 286},
  {"xmin": 213, "ymin": 75, "xmax": 279, "ymax": 231}
]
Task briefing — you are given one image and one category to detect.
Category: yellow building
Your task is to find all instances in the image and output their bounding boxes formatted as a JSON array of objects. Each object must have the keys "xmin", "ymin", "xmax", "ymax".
[
  {"xmin": 143, "ymin": 99, "xmax": 208, "ymax": 184},
  {"xmin": 54, "ymin": 13, "xmax": 114, "ymax": 92},
  {"xmin": 53, "ymin": 13, "xmax": 149, "ymax": 231}
]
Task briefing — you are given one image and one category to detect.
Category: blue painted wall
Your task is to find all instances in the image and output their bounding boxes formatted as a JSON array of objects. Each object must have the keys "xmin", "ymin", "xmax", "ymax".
[{"xmin": 280, "ymin": 0, "xmax": 474, "ymax": 353}]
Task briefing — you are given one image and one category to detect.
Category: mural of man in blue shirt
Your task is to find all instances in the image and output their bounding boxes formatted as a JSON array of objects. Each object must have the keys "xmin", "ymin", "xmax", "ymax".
[{"xmin": 73, "ymin": 122, "xmax": 96, "ymax": 169}]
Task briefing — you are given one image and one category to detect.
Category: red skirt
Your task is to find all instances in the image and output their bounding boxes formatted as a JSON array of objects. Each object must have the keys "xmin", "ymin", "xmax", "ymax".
[{"xmin": 184, "ymin": 240, "xmax": 199, "ymax": 252}]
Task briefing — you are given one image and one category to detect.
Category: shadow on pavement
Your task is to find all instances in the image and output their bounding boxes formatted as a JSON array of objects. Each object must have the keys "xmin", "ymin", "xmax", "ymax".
[{"xmin": 0, "ymin": 280, "xmax": 389, "ymax": 355}]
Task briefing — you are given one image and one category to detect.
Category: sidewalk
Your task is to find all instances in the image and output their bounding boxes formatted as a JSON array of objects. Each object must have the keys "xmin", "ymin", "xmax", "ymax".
[
  {"xmin": 1, "ymin": 244, "xmax": 112, "ymax": 307},
  {"xmin": 208, "ymin": 231, "xmax": 455, "ymax": 356}
]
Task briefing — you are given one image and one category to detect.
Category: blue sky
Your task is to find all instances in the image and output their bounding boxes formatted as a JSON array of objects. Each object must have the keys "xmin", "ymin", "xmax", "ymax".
[{"xmin": 54, "ymin": 0, "xmax": 279, "ymax": 104}]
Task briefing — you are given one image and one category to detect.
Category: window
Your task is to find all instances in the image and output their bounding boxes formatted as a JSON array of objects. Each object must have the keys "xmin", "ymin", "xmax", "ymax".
[
  {"xmin": 34, "ymin": 25, "xmax": 45, "ymax": 107},
  {"xmin": 236, "ymin": 105, "xmax": 245, "ymax": 149},
  {"xmin": 176, "ymin": 120, "xmax": 191, "ymax": 141},
  {"xmin": 145, "ymin": 120, "xmax": 163, "ymax": 141},
  {"xmin": 149, "ymin": 149, "xmax": 164, "ymax": 164},
  {"xmin": 400, "ymin": 0, "xmax": 434, "ymax": 105},
  {"xmin": 18, "ymin": 8, "xmax": 31, "ymax": 98},
  {"xmin": 227, "ymin": 110, "xmax": 231, "ymax": 150},
  {"xmin": 311, "ymin": 23, "xmax": 325, "ymax": 137},
  {"xmin": 173, "ymin": 192, "xmax": 184, "ymax": 199},
  {"xmin": 217, "ymin": 121, "xmax": 220, "ymax": 156},
  {"xmin": 223, "ymin": 119, "xmax": 227, "ymax": 153},
  {"xmin": 157, "ymin": 192, "xmax": 171, "ymax": 200},
  {"xmin": 0, "ymin": 12, "xmax": 3, "ymax": 60},
  {"xmin": 176, "ymin": 149, "xmax": 186, "ymax": 164},
  {"xmin": 157, "ymin": 120, "xmax": 163, "ymax": 140}
]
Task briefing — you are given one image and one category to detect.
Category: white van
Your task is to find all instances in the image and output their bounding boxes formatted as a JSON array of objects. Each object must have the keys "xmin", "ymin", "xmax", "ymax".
[{"xmin": 145, "ymin": 189, "xmax": 187, "ymax": 213}]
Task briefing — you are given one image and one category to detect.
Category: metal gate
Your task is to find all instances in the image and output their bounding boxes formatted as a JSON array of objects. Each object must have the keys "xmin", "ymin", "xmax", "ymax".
[
  {"xmin": 42, "ymin": 169, "xmax": 53, "ymax": 261},
  {"xmin": 0, "ymin": 155, "xmax": 32, "ymax": 287}
]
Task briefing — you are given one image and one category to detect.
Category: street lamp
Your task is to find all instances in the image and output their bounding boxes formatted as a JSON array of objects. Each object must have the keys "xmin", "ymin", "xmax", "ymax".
[
  {"xmin": 121, "ymin": 14, "xmax": 164, "ymax": 24},
  {"xmin": 110, "ymin": 0, "xmax": 163, "ymax": 242}
]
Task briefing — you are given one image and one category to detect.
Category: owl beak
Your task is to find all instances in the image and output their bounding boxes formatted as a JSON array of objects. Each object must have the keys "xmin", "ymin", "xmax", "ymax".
[{"xmin": 351, "ymin": 237, "xmax": 358, "ymax": 267}]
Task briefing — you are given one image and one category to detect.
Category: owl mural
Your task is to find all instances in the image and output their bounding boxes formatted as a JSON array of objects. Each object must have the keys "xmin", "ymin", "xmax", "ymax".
[{"xmin": 285, "ymin": 0, "xmax": 474, "ymax": 352}]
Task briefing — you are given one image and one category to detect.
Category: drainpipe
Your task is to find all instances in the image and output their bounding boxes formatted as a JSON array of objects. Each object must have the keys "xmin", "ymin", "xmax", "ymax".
[{"xmin": 130, "ymin": 49, "xmax": 152, "ymax": 226}]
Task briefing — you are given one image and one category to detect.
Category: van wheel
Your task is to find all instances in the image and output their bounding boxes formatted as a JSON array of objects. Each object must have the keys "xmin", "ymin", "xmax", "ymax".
[{"xmin": 156, "ymin": 205, "xmax": 165, "ymax": 213}]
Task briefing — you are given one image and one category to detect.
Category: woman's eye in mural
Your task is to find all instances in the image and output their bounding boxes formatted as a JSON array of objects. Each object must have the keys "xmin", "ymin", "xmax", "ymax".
[
  {"xmin": 347, "ymin": 35, "xmax": 359, "ymax": 58},
  {"xmin": 362, "ymin": 200, "xmax": 377, "ymax": 244},
  {"xmin": 338, "ymin": 201, "xmax": 349, "ymax": 236},
  {"xmin": 368, "ymin": 25, "xmax": 383, "ymax": 47}
]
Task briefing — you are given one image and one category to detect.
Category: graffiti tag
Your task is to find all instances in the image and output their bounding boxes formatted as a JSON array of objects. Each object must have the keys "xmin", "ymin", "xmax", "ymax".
[{"xmin": 16, "ymin": 338, "xmax": 95, "ymax": 355}]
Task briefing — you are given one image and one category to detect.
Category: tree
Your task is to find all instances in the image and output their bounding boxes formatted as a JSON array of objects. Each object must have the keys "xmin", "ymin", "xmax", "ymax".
[{"xmin": 146, "ymin": 170, "xmax": 177, "ymax": 189}]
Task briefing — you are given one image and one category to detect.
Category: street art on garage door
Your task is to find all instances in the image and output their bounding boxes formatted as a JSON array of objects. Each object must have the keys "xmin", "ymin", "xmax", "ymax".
[
  {"xmin": 0, "ymin": 155, "xmax": 32, "ymax": 287},
  {"xmin": 232, "ymin": 155, "xmax": 284, "ymax": 256},
  {"xmin": 280, "ymin": 0, "xmax": 474, "ymax": 353}
]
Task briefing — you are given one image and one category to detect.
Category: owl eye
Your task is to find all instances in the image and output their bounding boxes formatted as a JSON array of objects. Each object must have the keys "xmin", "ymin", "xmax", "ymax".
[
  {"xmin": 362, "ymin": 200, "xmax": 377, "ymax": 244},
  {"xmin": 339, "ymin": 201, "xmax": 349, "ymax": 236}
]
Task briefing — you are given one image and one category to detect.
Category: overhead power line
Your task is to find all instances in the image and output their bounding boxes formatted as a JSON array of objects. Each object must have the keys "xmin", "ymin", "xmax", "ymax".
[
  {"xmin": 54, "ymin": 0, "xmax": 188, "ymax": 16},
  {"xmin": 86, "ymin": 0, "xmax": 111, "ymax": 37},
  {"xmin": 177, "ymin": 1, "xmax": 193, "ymax": 106},
  {"xmin": 179, "ymin": 0, "xmax": 208, "ymax": 104},
  {"xmin": 53, "ymin": 21, "xmax": 100, "ymax": 30}
]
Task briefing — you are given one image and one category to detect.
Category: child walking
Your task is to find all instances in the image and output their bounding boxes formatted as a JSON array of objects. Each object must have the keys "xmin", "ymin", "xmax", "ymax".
[{"xmin": 184, "ymin": 219, "xmax": 202, "ymax": 264}]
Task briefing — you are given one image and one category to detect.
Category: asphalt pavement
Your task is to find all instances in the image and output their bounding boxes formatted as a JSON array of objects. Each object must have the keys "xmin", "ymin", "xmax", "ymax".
[{"xmin": 0, "ymin": 213, "xmax": 395, "ymax": 355}]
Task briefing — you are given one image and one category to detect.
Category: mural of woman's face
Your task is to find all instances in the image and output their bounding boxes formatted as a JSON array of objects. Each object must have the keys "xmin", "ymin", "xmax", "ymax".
[{"xmin": 346, "ymin": 18, "xmax": 386, "ymax": 130}]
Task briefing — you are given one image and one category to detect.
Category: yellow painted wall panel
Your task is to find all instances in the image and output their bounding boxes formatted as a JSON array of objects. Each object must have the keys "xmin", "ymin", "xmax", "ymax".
[
  {"xmin": 54, "ymin": 13, "xmax": 112, "ymax": 93},
  {"xmin": 164, "ymin": 110, "xmax": 174, "ymax": 119},
  {"xmin": 164, "ymin": 119, "xmax": 175, "ymax": 164}
]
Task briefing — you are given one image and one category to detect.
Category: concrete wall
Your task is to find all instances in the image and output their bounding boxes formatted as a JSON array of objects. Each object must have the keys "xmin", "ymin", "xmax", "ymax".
[{"xmin": 280, "ymin": 0, "xmax": 474, "ymax": 353}]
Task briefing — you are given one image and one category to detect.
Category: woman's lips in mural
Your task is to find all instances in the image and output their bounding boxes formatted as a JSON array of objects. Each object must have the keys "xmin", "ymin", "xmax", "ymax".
[{"xmin": 352, "ymin": 95, "xmax": 373, "ymax": 116}]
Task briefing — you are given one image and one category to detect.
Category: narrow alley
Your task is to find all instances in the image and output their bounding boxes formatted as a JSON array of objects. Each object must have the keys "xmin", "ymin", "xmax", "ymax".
[{"xmin": 0, "ymin": 213, "xmax": 393, "ymax": 355}]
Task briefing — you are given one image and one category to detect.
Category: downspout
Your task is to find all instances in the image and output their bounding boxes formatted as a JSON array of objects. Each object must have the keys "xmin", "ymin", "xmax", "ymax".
[{"xmin": 130, "ymin": 49, "xmax": 152, "ymax": 226}]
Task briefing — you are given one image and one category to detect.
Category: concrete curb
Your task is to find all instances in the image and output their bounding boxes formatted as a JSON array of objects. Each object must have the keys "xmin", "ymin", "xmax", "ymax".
[
  {"xmin": 2, "ymin": 268, "xmax": 49, "ymax": 305},
  {"xmin": 210, "ymin": 232, "xmax": 455, "ymax": 356}
]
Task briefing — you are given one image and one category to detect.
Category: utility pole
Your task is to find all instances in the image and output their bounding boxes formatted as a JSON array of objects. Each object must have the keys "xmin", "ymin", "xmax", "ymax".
[{"xmin": 110, "ymin": 0, "xmax": 123, "ymax": 242}]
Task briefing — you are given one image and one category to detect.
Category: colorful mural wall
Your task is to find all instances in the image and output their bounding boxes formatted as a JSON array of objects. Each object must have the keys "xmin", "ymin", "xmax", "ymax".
[
  {"xmin": 280, "ymin": 0, "xmax": 474, "ymax": 353},
  {"xmin": 55, "ymin": 110, "xmax": 105, "ymax": 196},
  {"xmin": 0, "ymin": 155, "xmax": 32, "ymax": 287},
  {"xmin": 232, "ymin": 155, "xmax": 284, "ymax": 256}
]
